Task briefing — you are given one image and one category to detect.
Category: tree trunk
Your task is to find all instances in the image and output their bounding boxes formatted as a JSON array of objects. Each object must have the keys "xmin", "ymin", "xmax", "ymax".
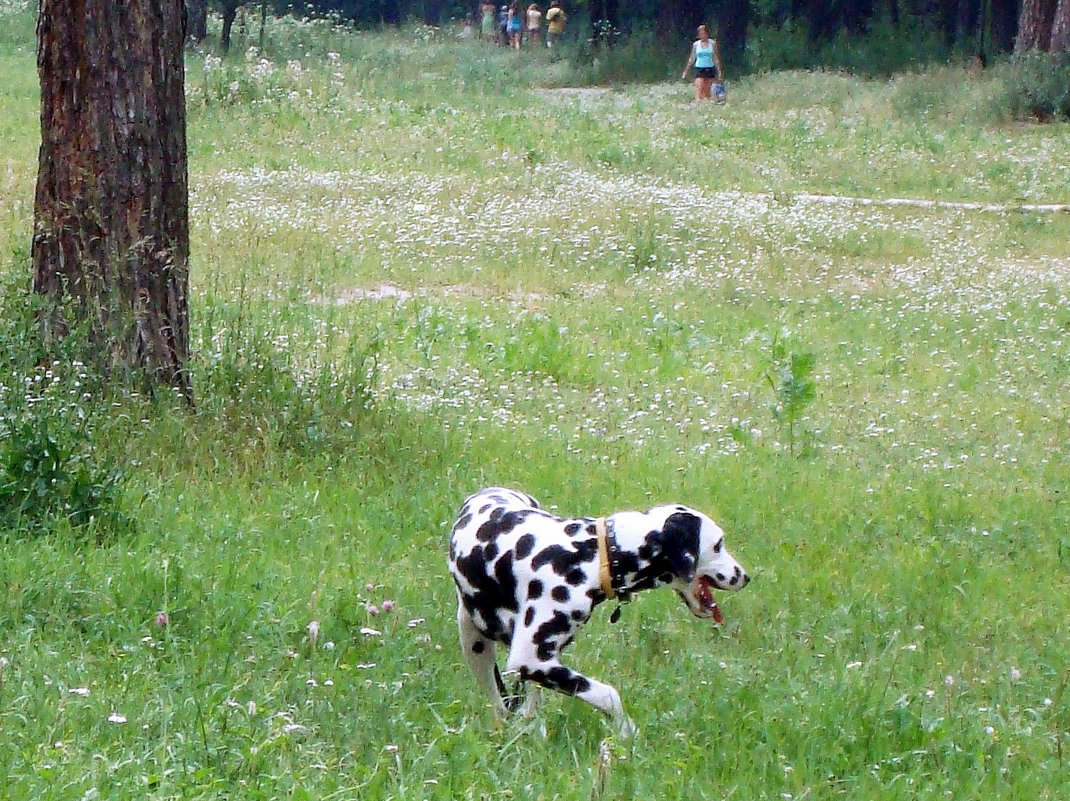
[
  {"xmin": 186, "ymin": 0, "xmax": 208, "ymax": 43},
  {"xmin": 656, "ymin": 0, "xmax": 702, "ymax": 44},
  {"xmin": 718, "ymin": 0, "xmax": 750, "ymax": 73},
  {"xmin": 1015, "ymin": 0, "xmax": 1057, "ymax": 54},
  {"xmin": 33, "ymin": 0, "xmax": 192, "ymax": 401},
  {"xmin": 1051, "ymin": 0, "xmax": 1070, "ymax": 54},
  {"xmin": 221, "ymin": 1, "xmax": 239, "ymax": 51}
]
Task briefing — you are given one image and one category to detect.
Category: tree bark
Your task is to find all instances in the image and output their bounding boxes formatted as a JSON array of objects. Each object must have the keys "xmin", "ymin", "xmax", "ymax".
[
  {"xmin": 1015, "ymin": 0, "xmax": 1057, "ymax": 54},
  {"xmin": 33, "ymin": 0, "xmax": 192, "ymax": 401},
  {"xmin": 1051, "ymin": 0, "xmax": 1070, "ymax": 54}
]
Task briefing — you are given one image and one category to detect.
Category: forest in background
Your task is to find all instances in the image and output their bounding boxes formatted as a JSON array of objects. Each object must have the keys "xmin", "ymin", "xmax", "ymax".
[{"xmin": 186, "ymin": 0, "xmax": 1069, "ymax": 76}]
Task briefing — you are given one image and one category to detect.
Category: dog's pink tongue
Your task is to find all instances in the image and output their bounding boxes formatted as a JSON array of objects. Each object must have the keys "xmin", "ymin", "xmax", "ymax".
[
  {"xmin": 711, "ymin": 603, "xmax": 724, "ymax": 624},
  {"xmin": 697, "ymin": 578, "xmax": 725, "ymax": 623}
]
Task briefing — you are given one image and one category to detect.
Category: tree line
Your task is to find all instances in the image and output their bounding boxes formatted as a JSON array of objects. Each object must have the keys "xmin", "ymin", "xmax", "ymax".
[{"xmin": 187, "ymin": 1, "xmax": 1070, "ymax": 70}]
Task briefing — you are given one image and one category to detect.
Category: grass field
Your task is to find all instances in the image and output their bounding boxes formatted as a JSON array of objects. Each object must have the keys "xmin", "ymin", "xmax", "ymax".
[{"xmin": 2, "ymin": 7, "xmax": 1069, "ymax": 799}]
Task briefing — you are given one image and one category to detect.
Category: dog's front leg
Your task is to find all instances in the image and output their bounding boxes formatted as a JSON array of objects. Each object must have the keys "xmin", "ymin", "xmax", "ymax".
[{"xmin": 506, "ymin": 646, "xmax": 637, "ymax": 738}]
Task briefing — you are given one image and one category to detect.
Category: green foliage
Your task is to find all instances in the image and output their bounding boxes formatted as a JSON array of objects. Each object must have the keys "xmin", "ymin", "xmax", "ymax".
[
  {"xmin": 747, "ymin": 15, "xmax": 950, "ymax": 75},
  {"xmin": 1004, "ymin": 52, "xmax": 1070, "ymax": 121},
  {"xmin": 0, "ymin": 287, "xmax": 131, "ymax": 539}
]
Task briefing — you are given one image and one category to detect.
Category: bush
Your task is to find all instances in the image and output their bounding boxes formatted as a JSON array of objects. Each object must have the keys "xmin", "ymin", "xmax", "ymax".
[
  {"xmin": 555, "ymin": 28, "xmax": 677, "ymax": 86},
  {"xmin": 0, "ymin": 285, "xmax": 132, "ymax": 539},
  {"xmin": 1004, "ymin": 52, "xmax": 1070, "ymax": 121}
]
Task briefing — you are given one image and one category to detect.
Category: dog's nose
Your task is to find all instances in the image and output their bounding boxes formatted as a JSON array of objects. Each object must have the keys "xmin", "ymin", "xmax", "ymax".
[{"xmin": 724, "ymin": 565, "xmax": 749, "ymax": 587}]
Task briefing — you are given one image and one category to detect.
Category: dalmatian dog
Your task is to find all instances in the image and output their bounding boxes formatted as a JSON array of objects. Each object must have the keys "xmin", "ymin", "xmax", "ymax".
[{"xmin": 448, "ymin": 487, "xmax": 749, "ymax": 738}]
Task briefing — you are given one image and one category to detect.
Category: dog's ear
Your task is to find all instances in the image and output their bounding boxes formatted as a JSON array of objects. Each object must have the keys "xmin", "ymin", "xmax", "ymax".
[{"xmin": 656, "ymin": 512, "xmax": 701, "ymax": 581}]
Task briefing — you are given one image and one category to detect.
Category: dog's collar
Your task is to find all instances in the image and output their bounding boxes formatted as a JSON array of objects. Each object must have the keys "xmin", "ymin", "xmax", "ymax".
[
  {"xmin": 596, "ymin": 517, "xmax": 629, "ymax": 603},
  {"xmin": 596, "ymin": 517, "xmax": 615, "ymax": 600}
]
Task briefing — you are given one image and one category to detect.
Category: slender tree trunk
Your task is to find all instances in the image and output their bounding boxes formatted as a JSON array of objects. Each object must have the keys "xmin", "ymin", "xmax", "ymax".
[
  {"xmin": 33, "ymin": 0, "xmax": 192, "ymax": 401},
  {"xmin": 1015, "ymin": 0, "xmax": 1057, "ymax": 54},
  {"xmin": 186, "ymin": 0, "xmax": 208, "ymax": 43},
  {"xmin": 221, "ymin": 1, "xmax": 239, "ymax": 51}
]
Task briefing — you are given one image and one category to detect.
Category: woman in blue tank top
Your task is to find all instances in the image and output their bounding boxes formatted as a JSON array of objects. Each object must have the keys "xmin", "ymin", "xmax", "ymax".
[{"xmin": 682, "ymin": 24, "xmax": 724, "ymax": 103}]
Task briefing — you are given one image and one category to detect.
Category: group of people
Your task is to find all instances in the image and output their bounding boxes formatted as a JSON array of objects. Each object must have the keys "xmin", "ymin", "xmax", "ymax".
[
  {"xmin": 463, "ymin": 8, "xmax": 726, "ymax": 105},
  {"xmin": 469, "ymin": 1, "xmax": 567, "ymax": 49}
]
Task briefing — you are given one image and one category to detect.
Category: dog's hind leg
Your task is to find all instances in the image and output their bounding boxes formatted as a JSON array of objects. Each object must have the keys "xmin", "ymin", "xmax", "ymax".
[{"xmin": 457, "ymin": 597, "xmax": 508, "ymax": 719}]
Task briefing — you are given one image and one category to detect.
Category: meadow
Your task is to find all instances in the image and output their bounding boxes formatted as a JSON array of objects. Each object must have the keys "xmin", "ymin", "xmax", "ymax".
[{"xmin": 1, "ymin": 5, "xmax": 1069, "ymax": 799}]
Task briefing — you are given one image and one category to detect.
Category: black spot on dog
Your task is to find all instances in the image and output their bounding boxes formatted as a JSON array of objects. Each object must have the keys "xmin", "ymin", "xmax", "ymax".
[
  {"xmin": 533, "ymin": 610, "xmax": 572, "ymax": 661},
  {"xmin": 565, "ymin": 568, "xmax": 586, "ymax": 586},
  {"xmin": 521, "ymin": 666, "xmax": 592, "ymax": 696},
  {"xmin": 476, "ymin": 519, "xmax": 500, "ymax": 542},
  {"xmin": 452, "ymin": 545, "xmax": 521, "ymax": 644},
  {"xmin": 454, "ymin": 513, "xmax": 472, "ymax": 531},
  {"xmin": 571, "ymin": 609, "xmax": 588, "ymax": 622},
  {"xmin": 531, "ymin": 545, "xmax": 576, "ymax": 576},
  {"xmin": 524, "ymin": 607, "xmax": 535, "ymax": 626},
  {"xmin": 476, "ymin": 509, "xmax": 533, "ymax": 542},
  {"xmin": 472, "ymin": 641, "xmax": 486, "ymax": 654},
  {"xmin": 515, "ymin": 533, "xmax": 536, "ymax": 559},
  {"xmin": 528, "ymin": 579, "xmax": 544, "ymax": 599},
  {"xmin": 483, "ymin": 542, "xmax": 499, "ymax": 561},
  {"xmin": 573, "ymin": 537, "xmax": 597, "ymax": 562},
  {"xmin": 551, "ymin": 585, "xmax": 570, "ymax": 603},
  {"xmin": 493, "ymin": 551, "xmax": 517, "ymax": 603}
]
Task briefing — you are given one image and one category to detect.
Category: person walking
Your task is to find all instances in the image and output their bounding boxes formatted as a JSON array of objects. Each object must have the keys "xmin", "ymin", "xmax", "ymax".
[
  {"xmin": 526, "ymin": 3, "xmax": 542, "ymax": 46},
  {"xmin": 507, "ymin": 2, "xmax": 523, "ymax": 49},
  {"xmin": 480, "ymin": 1, "xmax": 496, "ymax": 41},
  {"xmin": 682, "ymin": 24, "xmax": 724, "ymax": 103},
  {"xmin": 545, "ymin": 1, "xmax": 566, "ymax": 48}
]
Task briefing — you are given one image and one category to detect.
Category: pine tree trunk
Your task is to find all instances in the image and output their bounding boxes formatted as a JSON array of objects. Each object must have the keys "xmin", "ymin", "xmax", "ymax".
[
  {"xmin": 1015, "ymin": 0, "xmax": 1057, "ymax": 54},
  {"xmin": 33, "ymin": 0, "xmax": 192, "ymax": 401},
  {"xmin": 1051, "ymin": 0, "xmax": 1070, "ymax": 54}
]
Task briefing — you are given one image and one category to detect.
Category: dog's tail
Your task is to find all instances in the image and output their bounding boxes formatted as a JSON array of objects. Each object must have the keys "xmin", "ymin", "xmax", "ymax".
[{"xmin": 495, "ymin": 664, "xmax": 524, "ymax": 712}]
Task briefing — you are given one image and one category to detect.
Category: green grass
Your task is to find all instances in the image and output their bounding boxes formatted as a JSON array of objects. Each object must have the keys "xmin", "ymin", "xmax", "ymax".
[{"xmin": 2, "ymin": 9, "xmax": 1070, "ymax": 800}]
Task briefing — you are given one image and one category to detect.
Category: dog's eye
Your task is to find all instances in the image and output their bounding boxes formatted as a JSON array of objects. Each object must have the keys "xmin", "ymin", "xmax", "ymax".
[{"xmin": 713, "ymin": 539, "xmax": 723, "ymax": 553}]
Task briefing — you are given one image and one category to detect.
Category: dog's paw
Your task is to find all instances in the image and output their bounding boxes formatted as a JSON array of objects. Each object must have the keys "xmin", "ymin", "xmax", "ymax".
[{"xmin": 617, "ymin": 716, "xmax": 638, "ymax": 740}]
